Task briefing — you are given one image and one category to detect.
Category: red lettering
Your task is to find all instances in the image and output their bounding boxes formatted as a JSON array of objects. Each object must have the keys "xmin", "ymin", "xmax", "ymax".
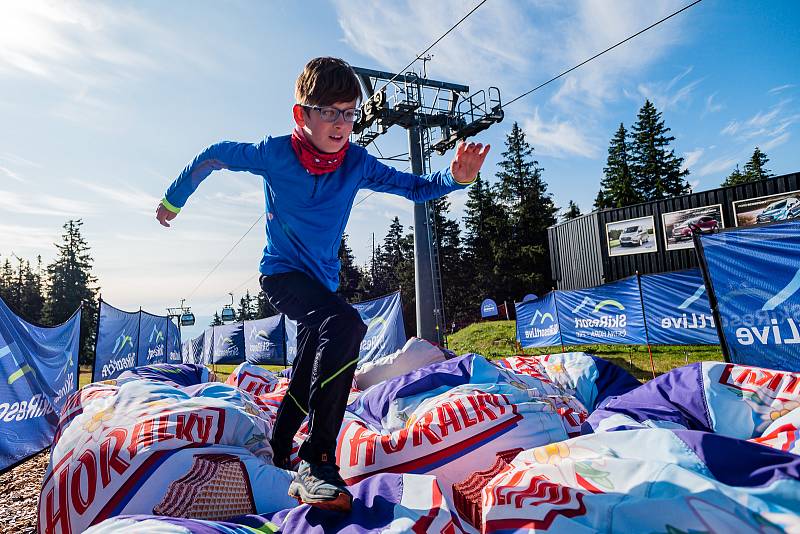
[
  {"xmin": 70, "ymin": 450, "xmax": 97, "ymax": 515},
  {"xmin": 348, "ymin": 426, "xmax": 377, "ymax": 467},
  {"xmin": 155, "ymin": 414, "xmax": 173, "ymax": 442},
  {"xmin": 196, "ymin": 415, "xmax": 213, "ymax": 443},
  {"xmin": 485, "ymin": 394, "xmax": 507, "ymax": 415},
  {"xmin": 467, "ymin": 395, "xmax": 499, "ymax": 422},
  {"xmin": 43, "ymin": 465, "xmax": 71, "ymax": 534},
  {"xmin": 454, "ymin": 398, "xmax": 477, "ymax": 428},
  {"xmin": 734, "ymin": 368, "xmax": 756, "ymax": 386},
  {"xmin": 127, "ymin": 419, "xmax": 154, "ymax": 459},
  {"xmin": 412, "ymin": 412, "xmax": 442, "ymax": 446},
  {"xmin": 175, "ymin": 413, "xmax": 195, "ymax": 441},
  {"xmin": 100, "ymin": 428, "xmax": 130, "ymax": 488},
  {"xmin": 753, "ymin": 370, "xmax": 776, "ymax": 388},
  {"xmin": 436, "ymin": 402, "xmax": 462, "ymax": 438},
  {"xmin": 380, "ymin": 429, "xmax": 408, "ymax": 454},
  {"xmin": 785, "ymin": 374, "xmax": 800, "ymax": 394}
]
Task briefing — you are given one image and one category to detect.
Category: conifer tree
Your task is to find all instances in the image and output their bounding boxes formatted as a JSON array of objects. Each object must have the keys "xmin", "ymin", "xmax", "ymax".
[
  {"xmin": 236, "ymin": 290, "xmax": 256, "ymax": 321},
  {"xmin": 255, "ymin": 289, "xmax": 278, "ymax": 319},
  {"xmin": 495, "ymin": 122, "xmax": 557, "ymax": 298},
  {"xmin": 721, "ymin": 164, "xmax": 746, "ymax": 187},
  {"xmin": 43, "ymin": 220, "xmax": 99, "ymax": 363},
  {"xmin": 210, "ymin": 312, "xmax": 223, "ymax": 326},
  {"xmin": 337, "ymin": 233, "xmax": 364, "ymax": 302},
  {"xmin": 429, "ymin": 196, "xmax": 469, "ymax": 326},
  {"xmin": 743, "ymin": 147, "xmax": 773, "ymax": 182},
  {"xmin": 630, "ymin": 100, "xmax": 690, "ymax": 200},
  {"xmin": 562, "ymin": 201, "xmax": 582, "ymax": 221},
  {"xmin": 597, "ymin": 123, "xmax": 641, "ymax": 208}
]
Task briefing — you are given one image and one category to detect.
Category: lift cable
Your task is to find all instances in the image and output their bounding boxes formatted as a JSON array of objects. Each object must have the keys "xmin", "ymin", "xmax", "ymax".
[{"xmin": 504, "ymin": 0, "xmax": 703, "ymax": 109}]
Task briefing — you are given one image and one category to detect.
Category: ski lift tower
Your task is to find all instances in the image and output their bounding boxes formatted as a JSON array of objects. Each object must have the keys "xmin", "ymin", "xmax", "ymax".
[{"xmin": 352, "ymin": 66, "xmax": 503, "ymax": 344}]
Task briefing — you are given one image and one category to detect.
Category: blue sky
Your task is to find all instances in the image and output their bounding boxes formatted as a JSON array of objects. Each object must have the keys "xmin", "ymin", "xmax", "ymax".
[{"xmin": 1, "ymin": 0, "xmax": 798, "ymax": 339}]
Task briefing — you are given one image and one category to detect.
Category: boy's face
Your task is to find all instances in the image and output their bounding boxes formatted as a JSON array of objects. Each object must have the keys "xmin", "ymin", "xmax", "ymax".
[{"xmin": 293, "ymin": 99, "xmax": 357, "ymax": 154}]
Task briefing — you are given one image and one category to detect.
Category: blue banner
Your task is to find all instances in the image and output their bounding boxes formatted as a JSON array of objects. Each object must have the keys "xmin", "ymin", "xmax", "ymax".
[
  {"xmin": 137, "ymin": 311, "xmax": 168, "ymax": 366},
  {"xmin": 188, "ymin": 332, "xmax": 205, "ymax": 364},
  {"xmin": 640, "ymin": 269, "xmax": 720, "ymax": 345},
  {"xmin": 166, "ymin": 317, "xmax": 182, "ymax": 363},
  {"xmin": 93, "ymin": 301, "xmax": 140, "ymax": 382},
  {"xmin": 285, "ymin": 317, "xmax": 297, "ymax": 365},
  {"xmin": 481, "ymin": 298, "xmax": 498, "ymax": 318},
  {"xmin": 0, "ymin": 296, "xmax": 80, "ymax": 471},
  {"xmin": 698, "ymin": 220, "xmax": 800, "ymax": 370},
  {"xmin": 211, "ymin": 323, "xmax": 245, "ymax": 364},
  {"xmin": 353, "ymin": 291, "xmax": 406, "ymax": 365},
  {"xmin": 244, "ymin": 315, "xmax": 286, "ymax": 365},
  {"xmin": 556, "ymin": 276, "xmax": 647, "ymax": 345},
  {"xmin": 515, "ymin": 293, "xmax": 561, "ymax": 347},
  {"xmin": 201, "ymin": 327, "xmax": 214, "ymax": 365}
]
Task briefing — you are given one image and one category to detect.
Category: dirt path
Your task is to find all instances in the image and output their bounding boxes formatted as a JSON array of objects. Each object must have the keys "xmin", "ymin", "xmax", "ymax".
[{"xmin": 0, "ymin": 450, "xmax": 48, "ymax": 534}]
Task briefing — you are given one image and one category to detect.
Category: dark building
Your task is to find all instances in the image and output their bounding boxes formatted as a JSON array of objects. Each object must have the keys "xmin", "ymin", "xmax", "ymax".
[{"xmin": 548, "ymin": 172, "xmax": 800, "ymax": 290}]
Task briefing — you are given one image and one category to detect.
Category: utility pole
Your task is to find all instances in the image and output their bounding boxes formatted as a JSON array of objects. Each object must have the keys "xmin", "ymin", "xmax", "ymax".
[{"xmin": 352, "ymin": 66, "xmax": 503, "ymax": 343}]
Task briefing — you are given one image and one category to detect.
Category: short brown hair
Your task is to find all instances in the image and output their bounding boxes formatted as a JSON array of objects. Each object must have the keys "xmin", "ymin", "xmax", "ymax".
[{"xmin": 295, "ymin": 57, "xmax": 362, "ymax": 107}]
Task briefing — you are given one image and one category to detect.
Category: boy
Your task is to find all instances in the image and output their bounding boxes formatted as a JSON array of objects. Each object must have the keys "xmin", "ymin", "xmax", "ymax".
[{"xmin": 156, "ymin": 57, "xmax": 489, "ymax": 512}]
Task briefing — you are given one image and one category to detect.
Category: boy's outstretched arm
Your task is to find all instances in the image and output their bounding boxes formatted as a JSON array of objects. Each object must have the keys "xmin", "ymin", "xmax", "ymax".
[
  {"xmin": 450, "ymin": 141, "xmax": 491, "ymax": 184},
  {"xmin": 362, "ymin": 140, "xmax": 490, "ymax": 203},
  {"xmin": 155, "ymin": 140, "xmax": 268, "ymax": 228}
]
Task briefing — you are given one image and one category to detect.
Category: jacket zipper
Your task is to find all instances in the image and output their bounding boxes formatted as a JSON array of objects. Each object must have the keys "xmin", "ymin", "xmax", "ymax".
[{"xmin": 311, "ymin": 175, "xmax": 319, "ymax": 198}]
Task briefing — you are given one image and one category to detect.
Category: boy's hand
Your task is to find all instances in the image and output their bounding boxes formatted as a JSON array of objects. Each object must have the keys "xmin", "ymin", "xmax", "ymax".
[
  {"xmin": 156, "ymin": 203, "xmax": 177, "ymax": 227},
  {"xmin": 451, "ymin": 141, "xmax": 490, "ymax": 184}
]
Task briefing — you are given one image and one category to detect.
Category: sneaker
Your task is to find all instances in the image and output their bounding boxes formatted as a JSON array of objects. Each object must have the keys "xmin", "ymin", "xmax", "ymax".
[{"xmin": 288, "ymin": 460, "xmax": 353, "ymax": 512}]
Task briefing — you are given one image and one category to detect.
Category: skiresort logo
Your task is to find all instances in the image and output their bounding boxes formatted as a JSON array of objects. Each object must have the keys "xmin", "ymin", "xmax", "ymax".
[
  {"xmin": 659, "ymin": 283, "xmax": 715, "ymax": 331},
  {"xmin": 112, "ymin": 333, "xmax": 134, "ymax": 355},
  {"xmin": 359, "ymin": 311, "xmax": 389, "ymax": 352},
  {"xmin": 529, "ymin": 310, "xmax": 554, "ymax": 325},
  {"xmin": 149, "ymin": 326, "xmax": 164, "ymax": 344},
  {"xmin": 248, "ymin": 328, "xmax": 273, "ymax": 354},
  {"xmin": 678, "ymin": 284, "xmax": 706, "ymax": 310},
  {"xmin": 735, "ymin": 267, "xmax": 800, "ymax": 346},
  {"xmin": 217, "ymin": 335, "xmax": 239, "ymax": 358},
  {"xmin": 523, "ymin": 308, "xmax": 558, "ymax": 340},
  {"xmin": 571, "ymin": 296, "xmax": 628, "ymax": 337},
  {"xmin": 0, "ymin": 343, "xmax": 33, "ymax": 385}
]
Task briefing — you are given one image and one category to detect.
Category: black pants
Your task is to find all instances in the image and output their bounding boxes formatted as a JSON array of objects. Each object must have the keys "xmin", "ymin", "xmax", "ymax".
[{"xmin": 260, "ymin": 271, "xmax": 367, "ymax": 466}]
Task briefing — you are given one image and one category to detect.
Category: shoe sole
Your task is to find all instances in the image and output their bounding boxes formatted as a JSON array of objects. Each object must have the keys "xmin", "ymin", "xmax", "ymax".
[{"xmin": 288, "ymin": 481, "xmax": 353, "ymax": 513}]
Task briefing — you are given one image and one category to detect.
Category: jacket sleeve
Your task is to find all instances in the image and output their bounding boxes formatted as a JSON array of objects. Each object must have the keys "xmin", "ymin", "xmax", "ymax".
[
  {"xmin": 162, "ymin": 139, "xmax": 269, "ymax": 212},
  {"xmin": 359, "ymin": 151, "xmax": 474, "ymax": 203}
]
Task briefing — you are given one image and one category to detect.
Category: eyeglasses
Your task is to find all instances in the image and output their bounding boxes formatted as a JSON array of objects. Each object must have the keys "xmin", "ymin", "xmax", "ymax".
[{"xmin": 301, "ymin": 105, "xmax": 362, "ymax": 123}]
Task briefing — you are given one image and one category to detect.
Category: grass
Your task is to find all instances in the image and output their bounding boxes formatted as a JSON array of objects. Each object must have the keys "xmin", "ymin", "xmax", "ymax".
[
  {"xmin": 447, "ymin": 320, "xmax": 723, "ymax": 382},
  {"xmin": 76, "ymin": 321, "xmax": 723, "ymax": 388}
]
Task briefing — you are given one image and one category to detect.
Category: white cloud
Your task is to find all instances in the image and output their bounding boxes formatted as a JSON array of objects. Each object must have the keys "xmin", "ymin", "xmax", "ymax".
[
  {"xmin": 704, "ymin": 93, "xmax": 723, "ymax": 114},
  {"xmin": 760, "ymin": 132, "xmax": 790, "ymax": 152},
  {"xmin": 521, "ymin": 109, "xmax": 600, "ymax": 159},
  {"xmin": 697, "ymin": 156, "xmax": 738, "ymax": 177},
  {"xmin": 549, "ymin": 0, "xmax": 690, "ymax": 110},
  {"xmin": 630, "ymin": 66, "xmax": 702, "ymax": 112},
  {"xmin": 769, "ymin": 84, "xmax": 795, "ymax": 95},
  {"xmin": 720, "ymin": 100, "xmax": 799, "ymax": 150},
  {"xmin": 71, "ymin": 179, "xmax": 159, "ymax": 215},
  {"xmin": 334, "ymin": 0, "xmax": 535, "ymax": 95},
  {"xmin": 0, "ymin": 224, "xmax": 59, "ymax": 252},
  {"xmin": 0, "ymin": 189, "xmax": 96, "ymax": 217},
  {"xmin": 682, "ymin": 148, "xmax": 704, "ymax": 171},
  {"xmin": 0, "ymin": 165, "xmax": 26, "ymax": 183}
]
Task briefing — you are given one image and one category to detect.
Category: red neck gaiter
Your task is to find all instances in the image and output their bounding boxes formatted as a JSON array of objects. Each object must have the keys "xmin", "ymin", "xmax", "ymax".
[{"xmin": 290, "ymin": 127, "xmax": 349, "ymax": 175}]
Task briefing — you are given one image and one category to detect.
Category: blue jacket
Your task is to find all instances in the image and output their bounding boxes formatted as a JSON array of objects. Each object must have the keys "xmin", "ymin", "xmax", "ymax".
[{"xmin": 163, "ymin": 135, "xmax": 471, "ymax": 292}]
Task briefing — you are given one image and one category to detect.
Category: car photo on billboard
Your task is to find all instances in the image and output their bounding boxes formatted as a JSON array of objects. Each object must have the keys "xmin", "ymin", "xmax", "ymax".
[
  {"xmin": 733, "ymin": 190, "xmax": 800, "ymax": 227},
  {"xmin": 606, "ymin": 215, "xmax": 657, "ymax": 257},
  {"xmin": 662, "ymin": 204, "xmax": 724, "ymax": 251}
]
